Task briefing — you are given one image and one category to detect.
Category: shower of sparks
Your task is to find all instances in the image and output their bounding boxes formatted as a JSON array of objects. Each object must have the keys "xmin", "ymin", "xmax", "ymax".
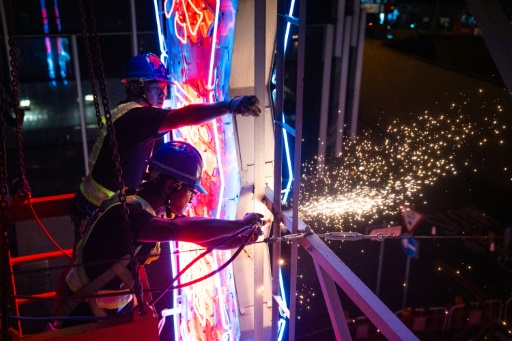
[{"xmin": 299, "ymin": 94, "xmax": 510, "ymax": 230}]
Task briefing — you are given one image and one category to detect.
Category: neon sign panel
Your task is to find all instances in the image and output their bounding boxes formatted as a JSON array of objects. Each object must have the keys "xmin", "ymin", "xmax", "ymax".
[{"xmin": 154, "ymin": 1, "xmax": 241, "ymax": 339}]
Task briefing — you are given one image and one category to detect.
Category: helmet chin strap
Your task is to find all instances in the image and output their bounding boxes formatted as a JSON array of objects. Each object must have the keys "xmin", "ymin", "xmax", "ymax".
[
  {"xmin": 137, "ymin": 80, "xmax": 154, "ymax": 107},
  {"xmin": 162, "ymin": 181, "xmax": 183, "ymax": 218},
  {"xmin": 141, "ymin": 94, "xmax": 154, "ymax": 107}
]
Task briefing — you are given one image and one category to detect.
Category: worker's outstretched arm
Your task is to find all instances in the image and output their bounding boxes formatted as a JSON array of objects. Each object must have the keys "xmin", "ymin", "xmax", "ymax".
[
  {"xmin": 158, "ymin": 95, "xmax": 261, "ymax": 133},
  {"xmin": 137, "ymin": 212, "xmax": 264, "ymax": 244}
]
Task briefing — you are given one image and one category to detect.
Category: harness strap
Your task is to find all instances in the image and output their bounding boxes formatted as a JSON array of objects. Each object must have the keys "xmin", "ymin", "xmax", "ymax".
[
  {"xmin": 111, "ymin": 258, "xmax": 135, "ymax": 289},
  {"xmin": 61, "ymin": 195, "xmax": 157, "ymax": 318},
  {"xmin": 87, "ymin": 300, "xmax": 108, "ymax": 317},
  {"xmin": 80, "ymin": 101, "xmax": 142, "ymax": 206},
  {"xmin": 58, "ymin": 254, "xmax": 132, "ymax": 317}
]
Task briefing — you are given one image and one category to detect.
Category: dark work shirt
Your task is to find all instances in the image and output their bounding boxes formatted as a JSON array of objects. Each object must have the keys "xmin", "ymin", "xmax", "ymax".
[
  {"xmin": 82, "ymin": 202, "xmax": 156, "ymax": 290},
  {"xmin": 91, "ymin": 105, "xmax": 168, "ymax": 192}
]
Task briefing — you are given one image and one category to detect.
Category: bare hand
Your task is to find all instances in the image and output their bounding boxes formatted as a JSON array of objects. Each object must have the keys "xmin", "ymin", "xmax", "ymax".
[{"xmin": 228, "ymin": 96, "xmax": 261, "ymax": 117}]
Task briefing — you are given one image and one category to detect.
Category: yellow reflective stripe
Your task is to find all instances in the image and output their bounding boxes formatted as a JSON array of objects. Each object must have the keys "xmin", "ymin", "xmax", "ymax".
[
  {"xmin": 80, "ymin": 175, "xmax": 116, "ymax": 207},
  {"xmin": 66, "ymin": 195, "xmax": 157, "ymax": 304},
  {"xmin": 80, "ymin": 102, "xmax": 143, "ymax": 206},
  {"xmin": 95, "ymin": 289, "xmax": 133, "ymax": 309},
  {"xmin": 144, "ymin": 242, "xmax": 160, "ymax": 264}
]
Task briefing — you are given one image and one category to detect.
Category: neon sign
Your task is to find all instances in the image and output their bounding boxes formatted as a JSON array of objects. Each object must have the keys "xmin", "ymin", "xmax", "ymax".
[{"xmin": 154, "ymin": 1, "xmax": 241, "ymax": 339}]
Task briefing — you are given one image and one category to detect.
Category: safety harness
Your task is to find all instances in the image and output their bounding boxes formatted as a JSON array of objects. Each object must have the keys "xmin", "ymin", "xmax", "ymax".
[
  {"xmin": 80, "ymin": 102, "xmax": 142, "ymax": 207},
  {"xmin": 61, "ymin": 195, "xmax": 156, "ymax": 318}
]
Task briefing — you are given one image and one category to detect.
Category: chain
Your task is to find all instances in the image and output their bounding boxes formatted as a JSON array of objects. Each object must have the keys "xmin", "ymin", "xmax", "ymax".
[
  {"xmin": 0, "ymin": 59, "xmax": 12, "ymax": 341},
  {"xmin": 2, "ymin": 1, "xmax": 17, "ymax": 338},
  {"xmin": 77, "ymin": 0, "xmax": 143, "ymax": 315},
  {"xmin": 88, "ymin": 2, "xmax": 113, "ymax": 126},
  {"xmin": 6, "ymin": 0, "xmax": 30, "ymax": 197},
  {"xmin": 77, "ymin": 0, "xmax": 102, "ymax": 128}
]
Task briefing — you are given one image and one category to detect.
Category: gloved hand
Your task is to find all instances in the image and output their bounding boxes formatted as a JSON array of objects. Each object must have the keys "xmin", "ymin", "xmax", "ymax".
[
  {"xmin": 241, "ymin": 212, "xmax": 265, "ymax": 228},
  {"xmin": 228, "ymin": 95, "xmax": 261, "ymax": 117},
  {"xmin": 213, "ymin": 213, "xmax": 265, "ymax": 249}
]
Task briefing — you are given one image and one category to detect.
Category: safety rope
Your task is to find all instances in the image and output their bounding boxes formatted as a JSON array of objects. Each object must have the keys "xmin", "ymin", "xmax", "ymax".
[
  {"xmin": 1, "ymin": 225, "xmax": 494, "ymax": 326},
  {"xmin": 76, "ymin": 0, "xmax": 144, "ymax": 316},
  {"xmin": 6, "ymin": 229, "xmax": 494, "ymax": 283},
  {"xmin": 27, "ymin": 199, "xmax": 72, "ymax": 257},
  {"xmin": 1, "ymin": 223, "xmax": 263, "ymax": 326},
  {"xmin": 264, "ymin": 226, "xmax": 489, "ymax": 244},
  {"xmin": 151, "ymin": 222, "xmax": 261, "ymax": 305}
]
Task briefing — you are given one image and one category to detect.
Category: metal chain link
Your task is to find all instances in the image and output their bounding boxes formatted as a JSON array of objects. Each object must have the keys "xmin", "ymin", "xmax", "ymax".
[
  {"xmin": 77, "ymin": 0, "xmax": 103, "ymax": 128},
  {"xmin": 0, "ymin": 33, "xmax": 9, "ymax": 215},
  {"xmin": 77, "ymin": 0, "xmax": 144, "ymax": 315},
  {"xmin": 0, "ymin": 49, "xmax": 12, "ymax": 341},
  {"xmin": 6, "ymin": 0, "xmax": 30, "ymax": 196},
  {"xmin": 1, "ymin": 1, "xmax": 19, "ymax": 338}
]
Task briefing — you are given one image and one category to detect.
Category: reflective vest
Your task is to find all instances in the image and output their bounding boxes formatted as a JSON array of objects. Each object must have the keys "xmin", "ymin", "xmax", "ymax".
[
  {"xmin": 80, "ymin": 102, "xmax": 143, "ymax": 207},
  {"xmin": 65, "ymin": 195, "xmax": 156, "ymax": 314}
]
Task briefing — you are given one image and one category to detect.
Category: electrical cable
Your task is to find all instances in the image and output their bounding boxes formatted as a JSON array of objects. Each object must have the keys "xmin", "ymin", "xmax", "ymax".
[
  {"xmin": 10, "ymin": 229, "xmax": 491, "ymax": 278},
  {"xmin": 1, "ymin": 312, "xmax": 130, "ymax": 323},
  {"xmin": 150, "ymin": 223, "xmax": 258, "ymax": 306},
  {"xmin": 7, "ymin": 224, "xmax": 260, "ymax": 325},
  {"xmin": 5, "ymin": 223, "xmax": 496, "ymax": 326},
  {"xmin": 27, "ymin": 196, "xmax": 72, "ymax": 257}
]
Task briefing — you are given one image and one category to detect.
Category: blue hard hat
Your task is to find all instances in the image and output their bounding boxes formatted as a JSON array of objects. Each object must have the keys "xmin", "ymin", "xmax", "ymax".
[
  {"xmin": 147, "ymin": 141, "xmax": 207, "ymax": 194},
  {"xmin": 121, "ymin": 53, "xmax": 171, "ymax": 84}
]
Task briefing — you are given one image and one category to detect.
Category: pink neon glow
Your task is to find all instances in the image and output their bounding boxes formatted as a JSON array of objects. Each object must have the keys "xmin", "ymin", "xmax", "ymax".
[
  {"xmin": 165, "ymin": 0, "xmax": 214, "ymax": 44},
  {"xmin": 158, "ymin": 0, "xmax": 241, "ymax": 339},
  {"xmin": 164, "ymin": 0, "xmax": 176, "ymax": 18}
]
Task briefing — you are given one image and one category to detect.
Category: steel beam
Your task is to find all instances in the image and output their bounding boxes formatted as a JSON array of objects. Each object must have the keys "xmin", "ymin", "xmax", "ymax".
[{"xmin": 300, "ymin": 233, "xmax": 419, "ymax": 340}]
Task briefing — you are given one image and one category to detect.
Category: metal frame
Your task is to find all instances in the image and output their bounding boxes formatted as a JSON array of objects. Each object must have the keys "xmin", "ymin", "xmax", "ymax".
[
  {"xmin": 268, "ymin": 197, "xmax": 420, "ymax": 340},
  {"xmin": 268, "ymin": 0, "xmax": 416, "ymax": 339},
  {"xmin": 254, "ymin": 0, "xmax": 267, "ymax": 339}
]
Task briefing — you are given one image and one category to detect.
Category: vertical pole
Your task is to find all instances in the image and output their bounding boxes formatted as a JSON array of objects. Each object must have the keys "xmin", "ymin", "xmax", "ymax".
[
  {"xmin": 71, "ymin": 35, "xmax": 90, "ymax": 176},
  {"xmin": 375, "ymin": 239, "xmax": 384, "ymax": 297},
  {"xmin": 317, "ymin": 24, "xmax": 333, "ymax": 173},
  {"xmin": 288, "ymin": 0, "xmax": 306, "ymax": 339},
  {"xmin": 254, "ymin": 0, "xmax": 266, "ymax": 339},
  {"xmin": 334, "ymin": 16, "xmax": 351, "ymax": 155},
  {"xmin": 402, "ymin": 255, "xmax": 411, "ymax": 309},
  {"xmin": 333, "ymin": 0, "xmax": 347, "ymax": 156},
  {"xmin": 0, "ymin": 0, "xmax": 12, "ymax": 76},
  {"xmin": 348, "ymin": 3, "xmax": 366, "ymax": 138},
  {"xmin": 130, "ymin": 0, "xmax": 138, "ymax": 55},
  {"xmin": 272, "ymin": 0, "xmax": 286, "ymax": 338},
  {"xmin": 334, "ymin": 0, "xmax": 346, "ymax": 57},
  {"xmin": 344, "ymin": 1, "xmax": 359, "ymax": 139}
]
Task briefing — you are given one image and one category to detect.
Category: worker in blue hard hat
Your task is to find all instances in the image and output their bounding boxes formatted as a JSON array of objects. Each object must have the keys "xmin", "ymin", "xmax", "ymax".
[
  {"xmin": 57, "ymin": 141, "xmax": 263, "ymax": 327},
  {"xmin": 70, "ymin": 52, "xmax": 261, "ymax": 244}
]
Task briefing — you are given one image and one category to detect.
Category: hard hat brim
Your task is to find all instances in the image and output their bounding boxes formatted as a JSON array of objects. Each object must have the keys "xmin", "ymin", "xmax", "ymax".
[{"xmin": 195, "ymin": 184, "xmax": 208, "ymax": 194}]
